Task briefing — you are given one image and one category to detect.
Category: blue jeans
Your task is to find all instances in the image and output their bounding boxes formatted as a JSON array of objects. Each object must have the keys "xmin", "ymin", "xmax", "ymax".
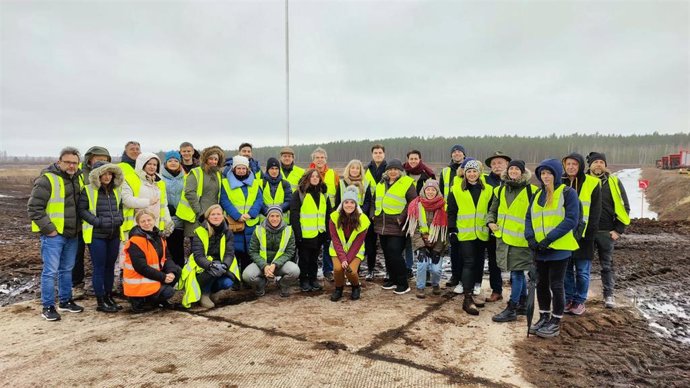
[
  {"xmin": 202, "ymin": 275, "xmax": 234, "ymax": 294},
  {"xmin": 415, "ymin": 253, "xmax": 442, "ymax": 289},
  {"xmin": 564, "ymin": 258, "xmax": 591, "ymax": 304},
  {"xmin": 321, "ymin": 239, "xmax": 333, "ymax": 275},
  {"xmin": 89, "ymin": 237, "xmax": 120, "ymax": 297},
  {"xmin": 40, "ymin": 234, "xmax": 78, "ymax": 307},
  {"xmin": 405, "ymin": 237, "xmax": 413, "ymax": 270},
  {"xmin": 509, "ymin": 271, "xmax": 527, "ymax": 304}
]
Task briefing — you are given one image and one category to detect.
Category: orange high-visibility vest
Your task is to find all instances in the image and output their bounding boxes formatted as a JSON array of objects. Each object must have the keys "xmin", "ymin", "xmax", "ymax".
[{"xmin": 123, "ymin": 235, "xmax": 167, "ymax": 297}]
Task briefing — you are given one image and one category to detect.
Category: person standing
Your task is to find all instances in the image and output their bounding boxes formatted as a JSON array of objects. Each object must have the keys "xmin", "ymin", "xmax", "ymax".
[
  {"xmin": 372, "ymin": 159, "xmax": 417, "ymax": 295},
  {"xmin": 440, "ymin": 145, "xmax": 465, "ymax": 288},
  {"xmin": 260, "ymin": 157, "xmax": 293, "ymax": 221},
  {"xmin": 486, "ymin": 160, "xmax": 537, "ymax": 322},
  {"xmin": 363, "ymin": 144, "xmax": 387, "ymax": 280},
  {"xmin": 562, "ymin": 152, "xmax": 602, "ymax": 316},
  {"xmin": 78, "ymin": 162, "xmax": 124, "ymax": 313},
  {"xmin": 28, "ymin": 147, "xmax": 85, "ymax": 320},
  {"xmin": 309, "ymin": 147, "xmax": 339, "ymax": 281},
  {"xmin": 403, "ymin": 150, "xmax": 436, "ymax": 278},
  {"xmin": 587, "ymin": 152, "xmax": 630, "ymax": 308},
  {"xmin": 179, "ymin": 141, "xmax": 200, "ymax": 174},
  {"xmin": 335, "ymin": 159, "xmax": 372, "ymax": 217},
  {"xmin": 160, "ymin": 150, "xmax": 186, "ymax": 267},
  {"xmin": 525, "ymin": 159, "xmax": 580, "ymax": 338},
  {"xmin": 329, "ymin": 187, "xmax": 370, "ymax": 301},
  {"xmin": 279, "ymin": 147, "xmax": 305, "ymax": 193}
]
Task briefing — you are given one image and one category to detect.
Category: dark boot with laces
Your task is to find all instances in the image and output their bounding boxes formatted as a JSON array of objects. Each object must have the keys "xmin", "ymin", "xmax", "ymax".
[
  {"xmin": 351, "ymin": 285, "xmax": 361, "ymax": 300},
  {"xmin": 330, "ymin": 287, "xmax": 343, "ymax": 301},
  {"xmin": 462, "ymin": 293, "xmax": 479, "ymax": 316},
  {"xmin": 96, "ymin": 296, "xmax": 118, "ymax": 313},
  {"xmin": 529, "ymin": 312, "xmax": 551, "ymax": 335},
  {"xmin": 492, "ymin": 301, "xmax": 518, "ymax": 322},
  {"xmin": 536, "ymin": 316, "xmax": 561, "ymax": 338}
]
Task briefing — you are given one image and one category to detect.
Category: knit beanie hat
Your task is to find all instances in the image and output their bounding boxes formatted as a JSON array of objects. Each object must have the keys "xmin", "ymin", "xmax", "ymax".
[
  {"xmin": 450, "ymin": 144, "xmax": 465, "ymax": 155},
  {"xmin": 266, "ymin": 157, "xmax": 280, "ymax": 170},
  {"xmin": 232, "ymin": 155, "xmax": 250, "ymax": 170},
  {"xmin": 341, "ymin": 185, "xmax": 359, "ymax": 203},
  {"xmin": 421, "ymin": 179, "xmax": 440, "ymax": 197},
  {"xmin": 165, "ymin": 150, "xmax": 181, "ymax": 163},
  {"xmin": 587, "ymin": 152, "xmax": 607, "ymax": 166},
  {"xmin": 460, "ymin": 157, "xmax": 476, "ymax": 169},
  {"xmin": 507, "ymin": 160, "xmax": 526, "ymax": 173},
  {"xmin": 463, "ymin": 159, "xmax": 482, "ymax": 173},
  {"xmin": 385, "ymin": 158, "xmax": 404, "ymax": 172},
  {"xmin": 266, "ymin": 206, "xmax": 283, "ymax": 217}
]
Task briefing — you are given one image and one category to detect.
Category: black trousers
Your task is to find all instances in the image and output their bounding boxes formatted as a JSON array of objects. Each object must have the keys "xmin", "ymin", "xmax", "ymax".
[
  {"xmin": 365, "ymin": 224, "xmax": 379, "ymax": 273},
  {"xmin": 298, "ymin": 239, "xmax": 320, "ymax": 281},
  {"xmin": 379, "ymin": 235, "xmax": 407, "ymax": 288},
  {"xmin": 474, "ymin": 235, "xmax": 503, "ymax": 294},
  {"xmin": 536, "ymin": 259, "xmax": 569, "ymax": 317},
  {"xmin": 166, "ymin": 228, "xmax": 186, "ymax": 268},
  {"xmin": 449, "ymin": 237, "xmax": 463, "ymax": 279},
  {"xmin": 459, "ymin": 239, "xmax": 484, "ymax": 292}
]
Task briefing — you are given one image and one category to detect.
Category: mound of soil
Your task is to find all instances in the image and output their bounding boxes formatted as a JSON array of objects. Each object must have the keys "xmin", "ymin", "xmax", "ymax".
[{"xmin": 642, "ymin": 168, "xmax": 690, "ymax": 221}]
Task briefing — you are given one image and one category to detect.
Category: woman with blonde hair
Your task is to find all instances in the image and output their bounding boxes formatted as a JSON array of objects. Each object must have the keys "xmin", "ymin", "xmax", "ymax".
[{"xmin": 335, "ymin": 159, "xmax": 372, "ymax": 216}]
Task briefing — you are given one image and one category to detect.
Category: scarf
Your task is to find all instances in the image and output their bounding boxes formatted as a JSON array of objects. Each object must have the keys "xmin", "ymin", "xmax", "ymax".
[
  {"xmin": 405, "ymin": 195, "xmax": 448, "ymax": 243},
  {"xmin": 403, "ymin": 161, "xmax": 436, "ymax": 179},
  {"xmin": 342, "ymin": 173, "xmax": 364, "ymax": 192}
]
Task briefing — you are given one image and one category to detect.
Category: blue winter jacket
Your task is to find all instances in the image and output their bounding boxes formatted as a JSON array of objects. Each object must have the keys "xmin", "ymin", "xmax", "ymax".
[{"xmin": 220, "ymin": 171, "xmax": 264, "ymax": 253}]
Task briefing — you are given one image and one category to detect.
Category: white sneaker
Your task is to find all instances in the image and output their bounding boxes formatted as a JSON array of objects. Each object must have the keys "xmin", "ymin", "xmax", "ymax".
[
  {"xmin": 473, "ymin": 283, "xmax": 481, "ymax": 296},
  {"xmin": 453, "ymin": 284, "xmax": 464, "ymax": 294},
  {"xmin": 604, "ymin": 296, "xmax": 616, "ymax": 309}
]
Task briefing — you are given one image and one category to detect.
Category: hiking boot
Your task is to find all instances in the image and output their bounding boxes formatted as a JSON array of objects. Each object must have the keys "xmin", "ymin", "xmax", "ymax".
[
  {"xmin": 564, "ymin": 300, "xmax": 573, "ymax": 313},
  {"xmin": 199, "ymin": 293, "xmax": 215, "ymax": 308},
  {"xmin": 351, "ymin": 285, "xmax": 361, "ymax": 300},
  {"xmin": 309, "ymin": 279, "xmax": 323, "ymax": 291},
  {"xmin": 58, "ymin": 299, "xmax": 84, "ymax": 313},
  {"xmin": 432, "ymin": 285, "xmax": 441, "ymax": 295},
  {"xmin": 105, "ymin": 293, "xmax": 123, "ymax": 310},
  {"xmin": 536, "ymin": 317, "xmax": 561, "ymax": 338},
  {"xmin": 485, "ymin": 292, "xmax": 503, "ymax": 303},
  {"xmin": 416, "ymin": 288, "xmax": 426, "ymax": 299},
  {"xmin": 365, "ymin": 271, "xmax": 375, "ymax": 281},
  {"xmin": 446, "ymin": 276, "xmax": 460, "ymax": 287},
  {"xmin": 529, "ymin": 312, "xmax": 550, "ymax": 335},
  {"xmin": 278, "ymin": 278, "xmax": 291, "ymax": 297},
  {"xmin": 381, "ymin": 280, "xmax": 396, "ymax": 290},
  {"xmin": 453, "ymin": 284, "xmax": 464, "ymax": 294},
  {"xmin": 324, "ymin": 272, "xmax": 334, "ymax": 282},
  {"xmin": 516, "ymin": 295, "xmax": 527, "ymax": 315},
  {"xmin": 394, "ymin": 285, "xmax": 411, "ymax": 295},
  {"xmin": 330, "ymin": 287, "xmax": 344, "ymax": 302},
  {"xmin": 254, "ymin": 278, "xmax": 267, "ymax": 297},
  {"xmin": 41, "ymin": 306, "xmax": 61, "ymax": 321},
  {"xmin": 570, "ymin": 302, "xmax": 586, "ymax": 316},
  {"xmin": 300, "ymin": 280, "xmax": 312, "ymax": 292},
  {"xmin": 129, "ymin": 299, "xmax": 152, "ymax": 313},
  {"xmin": 604, "ymin": 296, "xmax": 616, "ymax": 309},
  {"xmin": 492, "ymin": 301, "xmax": 517, "ymax": 322},
  {"xmin": 96, "ymin": 296, "xmax": 118, "ymax": 313},
  {"xmin": 462, "ymin": 293, "xmax": 479, "ymax": 316},
  {"xmin": 473, "ymin": 283, "xmax": 482, "ymax": 296}
]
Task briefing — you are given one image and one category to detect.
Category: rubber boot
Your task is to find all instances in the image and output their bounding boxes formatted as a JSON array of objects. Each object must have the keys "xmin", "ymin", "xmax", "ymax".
[
  {"xmin": 529, "ymin": 312, "xmax": 551, "ymax": 335},
  {"xmin": 492, "ymin": 301, "xmax": 518, "ymax": 322},
  {"xmin": 96, "ymin": 296, "xmax": 118, "ymax": 313},
  {"xmin": 463, "ymin": 293, "xmax": 479, "ymax": 316},
  {"xmin": 351, "ymin": 285, "xmax": 361, "ymax": 300},
  {"xmin": 330, "ymin": 287, "xmax": 343, "ymax": 302}
]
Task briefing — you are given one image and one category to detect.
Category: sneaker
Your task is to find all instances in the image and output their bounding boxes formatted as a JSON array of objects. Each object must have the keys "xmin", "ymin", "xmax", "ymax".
[
  {"xmin": 365, "ymin": 271, "xmax": 375, "ymax": 281},
  {"xmin": 536, "ymin": 317, "xmax": 561, "ymax": 338},
  {"xmin": 604, "ymin": 296, "xmax": 616, "ymax": 309},
  {"xmin": 416, "ymin": 288, "xmax": 426, "ymax": 299},
  {"xmin": 453, "ymin": 284, "xmax": 464, "ymax": 294},
  {"xmin": 432, "ymin": 285, "xmax": 441, "ymax": 295},
  {"xmin": 58, "ymin": 299, "xmax": 84, "ymax": 313},
  {"xmin": 472, "ymin": 283, "xmax": 481, "ymax": 296},
  {"xmin": 445, "ymin": 276, "xmax": 460, "ymax": 287},
  {"xmin": 393, "ymin": 285, "xmax": 411, "ymax": 295},
  {"xmin": 529, "ymin": 312, "xmax": 551, "ymax": 335},
  {"xmin": 564, "ymin": 300, "xmax": 573, "ymax": 313},
  {"xmin": 381, "ymin": 280, "xmax": 396, "ymax": 290},
  {"xmin": 41, "ymin": 306, "xmax": 61, "ymax": 321},
  {"xmin": 570, "ymin": 302, "xmax": 586, "ymax": 316}
]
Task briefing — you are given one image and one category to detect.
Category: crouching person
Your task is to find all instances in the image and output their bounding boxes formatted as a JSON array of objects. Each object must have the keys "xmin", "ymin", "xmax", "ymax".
[
  {"xmin": 123, "ymin": 209, "xmax": 181, "ymax": 312},
  {"xmin": 179, "ymin": 204, "xmax": 240, "ymax": 308},
  {"xmin": 244, "ymin": 206, "xmax": 299, "ymax": 297}
]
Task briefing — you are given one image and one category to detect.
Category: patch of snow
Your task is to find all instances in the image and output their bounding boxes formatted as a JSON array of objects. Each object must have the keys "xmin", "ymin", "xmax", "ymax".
[{"xmin": 613, "ymin": 168, "xmax": 657, "ymax": 219}]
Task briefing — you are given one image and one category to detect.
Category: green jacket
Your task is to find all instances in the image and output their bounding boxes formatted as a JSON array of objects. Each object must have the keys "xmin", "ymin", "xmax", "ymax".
[
  {"xmin": 27, "ymin": 163, "xmax": 82, "ymax": 238},
  {"xmin": 248, "ymin": 219, "xmax": 296, "ymax": 269}
]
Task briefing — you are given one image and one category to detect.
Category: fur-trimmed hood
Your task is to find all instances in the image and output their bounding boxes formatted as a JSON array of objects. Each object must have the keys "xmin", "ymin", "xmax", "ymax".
[
  {"xmin": 500, "ymin": 168, "xmax": 532, "ymax": 185},
  {"xmin": 135, "ymin": 152, "xmax": 162, "ymax": 179},
  {"xmin": 200, "ymin": 146, "xmax": 226, "ymax": 170},
  {"xmin": 88, "ymin": 163, "xmax": 124, "ymax": 189}
]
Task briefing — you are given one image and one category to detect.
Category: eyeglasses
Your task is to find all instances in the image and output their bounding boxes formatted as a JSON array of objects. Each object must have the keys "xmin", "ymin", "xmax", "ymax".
[{"xmin": 60, "ymin": 160, "xmax": 79, "ymax": 166}]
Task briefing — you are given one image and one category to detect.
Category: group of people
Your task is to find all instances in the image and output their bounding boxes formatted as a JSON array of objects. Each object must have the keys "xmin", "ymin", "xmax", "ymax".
[{"xmin": 28, "ymin": 140, "xmax": 630, "ymax": 339}]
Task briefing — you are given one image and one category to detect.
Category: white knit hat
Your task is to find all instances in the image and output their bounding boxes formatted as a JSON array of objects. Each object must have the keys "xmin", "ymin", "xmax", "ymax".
[{"xmin": 232, "ymin": 155, "xmax": 250, "ymax": 170}]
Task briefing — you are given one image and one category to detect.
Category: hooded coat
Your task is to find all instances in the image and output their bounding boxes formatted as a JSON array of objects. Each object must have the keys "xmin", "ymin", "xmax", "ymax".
[
  {"xmin": 121, "ymin": 152, "xmax": 172, "ymax": 231},
  {"xmin": 183, "ymin": 146, "xmax": 226, "ymax": 237},
  {"xmin": 486, "ymin": 168, "xmax": 534, "ymax": 271},
  {"xmin": 27, "ymin": 163, "xmax": 82, "ymax": 237},
  {"xmin": 562, "ymin": 152, "xmax": 602, "ymax": 260},
  {"xmin": 78, "ymin": 163, "xmax": 125, "ymax": 240},
  {"xmin": 81, "ymin": 146, "xmax": 112, "ymax": 185}
]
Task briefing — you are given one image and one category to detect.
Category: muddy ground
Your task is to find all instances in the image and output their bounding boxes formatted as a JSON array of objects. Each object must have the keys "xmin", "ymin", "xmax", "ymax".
[{"xmin": 1, "ymin": 165, "xmax": 689, "ymax": 387}]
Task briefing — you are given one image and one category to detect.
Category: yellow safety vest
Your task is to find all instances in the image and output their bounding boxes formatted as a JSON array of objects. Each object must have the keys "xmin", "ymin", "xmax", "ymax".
[
  {"xmin": 339, "ymin": 180, "xmax": 369, "ymax": 206},
  {"xmin": 178, "ymin": 226, "xmax": 241, "ymax": 308},
  {"xmin": 375, "ymin": 176, "xmax": 414, "ymax": 216},
  {"xmin": 280, "ymin": 165, "xmax": 305, "ymax": 192},
  {"xmin": 451, "ymin": 180, "xmax": 492, "ymax": 242},
  {"xmin": 221, "ymin": 178, "xmax": 261, "ymax": 227},
  {"xmin": 441, "ymin": 167, "xmax": 453, "ymax": 202},
  {"xmin": 328, "ymin": 212, "xmax": 370, "ymax": 260},
  {"xmin": 323, "ymin": 169, "xmax": 337, "ymax": 208},
  {"xmin": 299, "ymin": 191, "xmax": 327, "ymax": 239},
  {"xmin": 82, "ymin": 185, "xmax": 125, "ymax": 244},
  {"xmin": 364, "ymin": 169, "xmax": 376, "ymax": 187},
  {"xmin": 31, "ymin": 173, "xmax": 65, "ymax": 233},
  {"xmin": 258, "ymin": 179, "xmax": 289, "ymax": 223},
  {"xmin": 608, "ymin": 175, "xmax": 630, "ymax": 226},
  {"xmin": 255, "ymin": 225, "xmax": 293, "ymax": 263},
  {"xmin": 494, "ymin": 184, "xmax": 538, "ymax": 247},
  {"xmin": 121, "ymin": 175, "xmax": 167, "ymax": 232},
  {"xmin": 176, "ymin": 167, "xmax": 221, "ymax": 222},
  {"xmin": 530, "ymin": 185, "xmax": 579, "ymax": 251},
  {"xmin": 576, "ymin": 175, "xmax": 600, "ymax": 236}
]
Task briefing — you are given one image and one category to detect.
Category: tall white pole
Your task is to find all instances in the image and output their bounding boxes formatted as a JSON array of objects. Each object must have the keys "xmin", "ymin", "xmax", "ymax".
[{"xmin": 285, "ymin": 0, "xmax": 290, "ymax": 146}]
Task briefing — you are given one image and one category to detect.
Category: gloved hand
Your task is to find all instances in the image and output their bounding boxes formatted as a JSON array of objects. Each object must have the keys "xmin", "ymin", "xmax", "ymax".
[
  {"xmin": 536, "ymin": 239, "xmax": 552, "ymax": 251},
  {"xmin": 416, "ymin": 248, "xmax": 430, "ymax": 262},
  {"xmin": 527, "ymin": 238, "xmax": 539, "ymax": 251},
  {"xmin": 207, "ymin": 261, "xmax": 226, "ymax": 277}
]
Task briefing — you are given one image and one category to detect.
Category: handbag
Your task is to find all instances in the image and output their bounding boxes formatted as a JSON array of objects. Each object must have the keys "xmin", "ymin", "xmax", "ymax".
[{"xmin": 225, "ymin": 215, "xmax": 245, "ymax": 233}]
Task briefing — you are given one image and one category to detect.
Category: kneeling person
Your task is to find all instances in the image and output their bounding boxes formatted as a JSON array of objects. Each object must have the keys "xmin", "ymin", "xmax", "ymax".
[
  {"xmin": 123, "ymin": 209, "xmax": 181, "ymax": 312},
  {"xmin": 245, "ymin": 206, "xmax": 299, "ymax": 297}
]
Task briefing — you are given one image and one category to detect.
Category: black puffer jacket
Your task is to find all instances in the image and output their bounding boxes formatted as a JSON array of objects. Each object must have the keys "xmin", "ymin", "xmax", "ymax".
[
  {"xmin": 190, "ymin": 221, "xmax": 235, "ymax": 271},
  {"xmin": 562, "ymin": 152, "xmax": 602, "ymax": 260},
  {"xmin": 27, "ymin": 163, "xmax": 82, "ymax": 237},
  {"xmin": 78, "ymin": 163, "xmax": 124, "ymax": 240}
]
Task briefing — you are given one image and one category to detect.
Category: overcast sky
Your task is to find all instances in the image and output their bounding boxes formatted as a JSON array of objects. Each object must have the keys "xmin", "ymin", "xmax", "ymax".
[{"xmin": 1, "ymin": 0, "xmax": 688, "ymax": 157}]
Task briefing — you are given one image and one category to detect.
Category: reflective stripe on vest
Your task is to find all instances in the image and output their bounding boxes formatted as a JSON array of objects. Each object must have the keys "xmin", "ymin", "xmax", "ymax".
[
  {"xmin": 324, "ymin": 169, "xmax": 337, "ymax": 208},
  {"xmin": 530, "ymin": 185, "xmax": 579, "ymax": 251},
  {"xmin": 417, "ymin": 202, "xmax": 429, "ymax": 234},
  {"xmin": 31, "ymin": 173, "xmax": 65, "ymax": 233},
  {"xmin": 364, "ymin": 169, "xmax": 375, "ymax": 187},
  {"xmin": 222, "ymin": 178, "xmax": 261, "ymax": 227},
  {"xmin": 451, "ymin": 180, "xmax": 491, "ymax": 241},
  {"xmin": 441, "ymin": 167, "xmax": 452, "ymax": 201},
  {"xmin": 300, "ymin": 192, "xmax": 327, "ymax": 238},
  {"xmin": 375, "ymin": 176, "xmax": 414, "ymax": 216},
  {"xmin": 495, "ymin": 185, "xmax": 536, "ymax": 247},
  {"xmin": 328, "ymin": 212, "xmax": 371, "ymax": 260},
  {"xmin": 82, "ymin": 185, "xmax": 123, "ymax": 244},
  {"xmin": 119, "ymin": 163, "xmax": 139, "ymax": 232},
  {"xmin": 176, "ymin": 168, "xmax": 221, "ymax": 222},
  {"xmin": 262, "ymin": 179, "xmax": 285, "ymax": 207},
  {"xmin": 608, "ymin": 175, "xmax": 630, "ymax": 226},
  {"xmin": 339, "ymin": 180, "xmax": 368, "ymax": 206},
  {"xmin": 577, "ymin": 175, "xmax": 600, "ymax": 236},
  {"xmin": 281, "ymin": 165, "xmax": 305, "ymax": 192},
  {"xmin": 123, "ymin": 236, "xmax": 166, "ymax": 297},
  {"xmin": 255, "ymin": 225, "xmax": 293, "ymax": 263}
]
